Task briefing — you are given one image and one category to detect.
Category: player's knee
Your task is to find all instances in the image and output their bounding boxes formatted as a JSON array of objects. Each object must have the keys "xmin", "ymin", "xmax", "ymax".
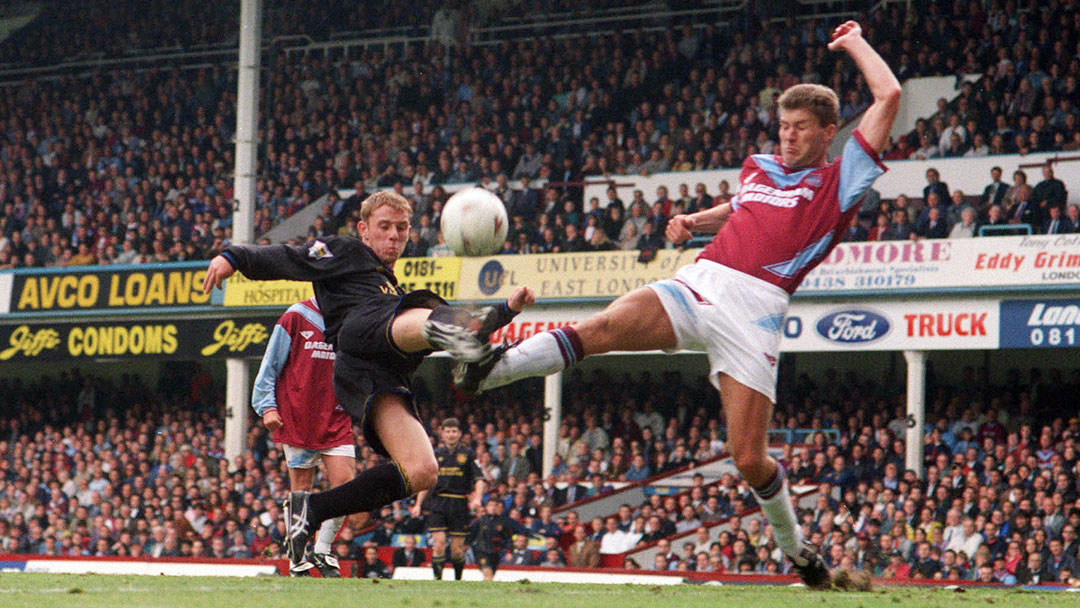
[
  {"xmin": 731, "ymin": 449, "xmax": 766, "ymax": 478},
  {"xmin": 405, "ymin": 458, "xmax": 438, "ymax": 493}
]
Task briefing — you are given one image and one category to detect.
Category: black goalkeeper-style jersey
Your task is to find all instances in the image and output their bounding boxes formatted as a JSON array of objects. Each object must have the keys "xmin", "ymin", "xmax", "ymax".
[
  {"xmin": 222, "ymin": 237, "xmax": 403, "ymax": 346},
  {"xmin": 432, "ymin": 444, "xmax": 482, "ymax": 497},
  {"xmin": 468, "ymin": 514, "xmax": 529, "ymax": 554}
]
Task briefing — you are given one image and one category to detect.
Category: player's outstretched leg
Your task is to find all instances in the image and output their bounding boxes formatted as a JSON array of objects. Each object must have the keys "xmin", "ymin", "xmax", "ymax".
[
  {"xmin": 718, "ymin": 374, "xmax": 831, "ymax": 589},
  {"xmin": 396, "ymin": 287, "xmax": 534, "ymax": 362},
  {"xmin": 455, "ymin": 287, "xmax": 677, "ymax": 394},
  {"xmin": 283, "ymin": 396, "xmax": 437, "ymax": 562}
]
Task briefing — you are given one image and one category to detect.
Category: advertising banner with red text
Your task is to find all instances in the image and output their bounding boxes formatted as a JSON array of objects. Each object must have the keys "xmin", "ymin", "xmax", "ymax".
[
  {"xmin": 779, "ymin": 299, "xmax": 998, "ymax": 351},
  {"xmin": 800, "ymin": 234, "xmax": 1080, "ymax": 294}
]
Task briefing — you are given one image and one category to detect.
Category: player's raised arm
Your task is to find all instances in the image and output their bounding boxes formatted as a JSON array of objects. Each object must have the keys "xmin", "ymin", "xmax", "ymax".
[
  {"xmin": 828, "ymin": 21, "xmax": 901, "ymax": 152},
  {"xmin": 201, "ymin": 238, "xmax": 364, "ymax": 293}
]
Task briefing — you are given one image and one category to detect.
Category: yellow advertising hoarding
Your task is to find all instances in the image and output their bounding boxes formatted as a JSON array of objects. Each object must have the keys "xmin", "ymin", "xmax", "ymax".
[
  {"xmin": 457, "ymin": 249, "xmax": 701, "ymax": 301},
  {"xmin": 222, "ymin": 256, "xmax": 461, "ymax": 306}
]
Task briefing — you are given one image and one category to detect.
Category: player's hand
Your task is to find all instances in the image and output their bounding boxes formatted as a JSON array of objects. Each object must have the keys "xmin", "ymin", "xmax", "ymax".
[
  {"xmin": 409, "ymin": 503, "xmax": 422, "ymax": 518},
  {"xmin": 507, "ymin": 286, "xmax": 536, "ymax": 312},
  {"xmin": 827, "ymin": 20, "xmax": 863, "ymax": 51},
  {"xmin": 202, "ymin": 255, "xmax": 236, "ymax": 293},
  {"xmin": 262, "ymin": 410, "xmax": 283, "ymax": 432},
  {"xmin": 666, "ymin": 214, "xmax": 695, "ymax": 244}
]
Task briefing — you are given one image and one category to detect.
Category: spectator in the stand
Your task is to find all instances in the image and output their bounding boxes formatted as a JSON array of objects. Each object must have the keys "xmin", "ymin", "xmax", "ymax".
[
  {"xmin": 358, "ymin": 545, "xmax": 392, "ymax": 579},
  {"xmin": 599, "ymin": 517, "xmax": 630, "ymax": 555},
  {"xmin": 1033, "ymin": 164, "xmax": 1067, "ymax": 211},
  {"xmin": 916, "ymin": 207, "xmax": 949, "ymax": 239},
  {"xmin": 1043, "ymin": 205, "xmax": 1068, "ymax": 235},
  {"xmin": 1015, "ymin": 551, "xmax": 1051, "ymax": 584},
  {"xmin": 392, "ymin": 535, "xmax": 424, "ymax": 568},
  {"xmin": 882, "ymin": 209, "xmax": 913, "ymax": 240},
  {"xmin": 949, "ymin": 208, "xmax": 978, "ymax": 239},
  {"xmin": 504, "ymin": 534, "xmax": 536, "ymax": 566},
  {"xmin": 923, "ymin": 169, "xmax": 950, "ymax": 206},
  {"xmin": 567, "ymin": 523, "xmax": 601, "ymax": 568},
  {"xmin": 1065, "ymin": 204, "xmax": 1080, "ymax": 232},
  {"xmin": 1003, "ymin": 171, "xmax": 1029, "ymax": 212},
  {"xmin": 982, "ymin": 167, "xmax": 1008, "ymax": 209},
  {"xmin": 1005, "ymin": 185, "xmax": 1041, "ymax": 227},
  {"xmin": 624, "ymin": 454, "xmax": 652, "ymax": 482}
]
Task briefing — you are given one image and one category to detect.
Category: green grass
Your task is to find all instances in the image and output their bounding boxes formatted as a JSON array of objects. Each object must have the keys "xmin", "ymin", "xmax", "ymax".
[{"xmin": 0, "ymin": 574, "xmax": 1074, "ymax": 608}]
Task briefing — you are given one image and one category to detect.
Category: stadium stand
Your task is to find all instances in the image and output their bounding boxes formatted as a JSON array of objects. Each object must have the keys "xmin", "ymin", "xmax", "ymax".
[
  {"xmin": 2, "ymin": 1, "xmax": 1079, "ymax": 268},
  {"xmin": 1, "ymin": 364, "xmax": 1078, "ymax": 584},
  {"xmin": 1, "ymin": 0, "xmax": 1080, "ymax": 589}
]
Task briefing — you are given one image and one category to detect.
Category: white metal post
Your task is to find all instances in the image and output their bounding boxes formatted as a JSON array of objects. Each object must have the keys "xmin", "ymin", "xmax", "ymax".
[
  {"xmin": 225, "ymin": 0, "xmax": 262, "ymax": 468},
  {"xmin": 903, "ymin": 350, "xmax": 926, "ymax": 480},
  {"xmin": 542, "ymin": 371, "xmax": 563, "ymax": 478}
]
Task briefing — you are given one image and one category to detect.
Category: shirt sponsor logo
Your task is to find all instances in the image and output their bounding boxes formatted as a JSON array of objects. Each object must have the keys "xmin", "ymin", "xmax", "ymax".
[
  {"xmin": 302, "ymin": 338, "xmax": 336, "ymax": 360},
  {"xmin": 737, "ymin": 183, "xmax": 815, "ymax": 209},
  {"xmin": 815, "ymin": 310, "xmax": 890, "ymax": 344}
]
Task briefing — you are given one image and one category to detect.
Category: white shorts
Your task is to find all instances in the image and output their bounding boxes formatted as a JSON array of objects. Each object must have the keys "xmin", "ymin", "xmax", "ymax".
[
  {"xmin": 282, "ymin": 443, "xmax": 356, "ymax": 469},
  {"xmin": 647, "ymin": 260, "xmax": 789, "ymax": 403}
]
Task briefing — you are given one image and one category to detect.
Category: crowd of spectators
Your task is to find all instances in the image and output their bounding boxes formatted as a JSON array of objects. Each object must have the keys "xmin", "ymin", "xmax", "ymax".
[
  {"xmin": 0, "ymin": 0, "xmax": 664, "ymax": 67},
  {"xmin": 839, "ymin": 163, "xmax": 1078, "ymax": 244},
  {"xmin": 1, "ymin": 361, "xmax": 1078, "ymax": 586},
  {"xmin": 3, "ymin": 1, "xmax": 1080, "ymax": 268}
]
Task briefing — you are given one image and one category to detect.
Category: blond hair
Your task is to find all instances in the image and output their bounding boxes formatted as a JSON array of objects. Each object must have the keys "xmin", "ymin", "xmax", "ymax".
[
  {"xmin": 777, "ymin": 84, "xmax": 840, "ymax": 128},
  {"xmin": 360, "ymin": 190, "xmax": 412, "ymax": 221}
]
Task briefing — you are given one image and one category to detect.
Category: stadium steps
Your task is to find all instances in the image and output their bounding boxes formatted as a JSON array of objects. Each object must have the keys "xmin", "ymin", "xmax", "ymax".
[
  {"xmin": 550, "ymin": 452, "xmax": 733, "ymax": 524},
  {"xmin": 615, "ymin": 484, "xmax": 823, "ymax": 569}
]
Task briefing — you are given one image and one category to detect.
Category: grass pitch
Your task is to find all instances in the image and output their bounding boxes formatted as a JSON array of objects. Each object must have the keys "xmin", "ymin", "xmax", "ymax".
[{"xmin": 0, "ymin": 574, "xmax": 1075, "ymax": 608}]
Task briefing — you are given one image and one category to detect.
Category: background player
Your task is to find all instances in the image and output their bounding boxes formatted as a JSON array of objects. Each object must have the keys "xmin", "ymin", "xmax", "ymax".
[
  {"xmin": 455, "ymin": 21, "xmax": 899, "ymax": 589},
  {"xmin": 252, "ymin": 297, "xmax": 355, "ymax": 577},
  {"xmin": 411, "ymin": 417, "xmax": 486, "ymax": 581},
  {"xmin": 467, "ymin": 498, "xmax": 531, "ymax": 581},
  {"xmin": 202, "ymin": 191, "xmax": 535, "ymax": 565}
]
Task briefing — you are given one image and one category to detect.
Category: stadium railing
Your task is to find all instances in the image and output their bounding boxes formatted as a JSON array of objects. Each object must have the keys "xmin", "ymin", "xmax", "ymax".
[
  {"xmin": 977, "ymin": 224, "xmax": 1032, "ymax": 237},
  {"xmin": 767, "ymin": 428, "xmax": 841, "ymax": 445}
]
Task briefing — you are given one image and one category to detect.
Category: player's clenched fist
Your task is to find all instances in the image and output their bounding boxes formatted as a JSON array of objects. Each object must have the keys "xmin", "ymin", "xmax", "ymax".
[
  {"xmin": 262, "ymin": 409, "xmax": 283, "ymax": 432},
  {"xmin": 507, "ymin": 286, "xmax": 536, "ymax": 312},
  {"xmin": 827, "ymin": 20, "xmax": 863, "ymax": 51},
  {"xmin": 666, "ymin": 214, "xmax": 695, "ymax": 244},
  {"xmin": 202, "ymin": 254, "xmax": 236, "ymax": 293}
]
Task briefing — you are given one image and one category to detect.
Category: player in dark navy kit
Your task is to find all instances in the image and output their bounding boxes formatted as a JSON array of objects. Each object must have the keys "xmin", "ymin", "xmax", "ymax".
[
  {"xmin": 455, "ymin": 21, "xmax": 899, "ymax": 590},
  {"xmin": 467, "ymin": 498, "xmax": 531, "ymax": 581},
  {"xmin": 202, "ymin": 190, "xmax": 535, "ymax": 565},
  {"xmin": 411, "ymin": 418, "xmax": 485, "ymax": 580}
]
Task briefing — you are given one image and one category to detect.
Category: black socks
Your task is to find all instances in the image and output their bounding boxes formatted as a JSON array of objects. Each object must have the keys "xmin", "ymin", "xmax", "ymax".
[{"xmin": 307, "ymin": 462, "xmax": 410, "ymax": 524}]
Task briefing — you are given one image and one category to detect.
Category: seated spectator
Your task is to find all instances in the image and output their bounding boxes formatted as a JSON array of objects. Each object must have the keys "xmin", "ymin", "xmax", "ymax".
[
  {"xmin": 538, "ymin": 548, "xmax": 566, "ymax": 568},
  {"xmin": 392, "ymin": 535, "xmax": 424, "ymax": 568},
  {"xmin": 567, "ymin": 524, "xmax": 600, "ymax": 568},
  {"xmin": 357, "ymin": 545, "xmax": 391, "ymax": 579},
  {"xmin": 949, "ymin": 208, "xmax": 977, "ymax": 238}
]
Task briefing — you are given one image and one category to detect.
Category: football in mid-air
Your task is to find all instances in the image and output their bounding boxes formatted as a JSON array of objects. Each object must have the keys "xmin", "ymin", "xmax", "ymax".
[{"xmin": 441, "ymin": 187, "xmax": 508, "ymax": 256}]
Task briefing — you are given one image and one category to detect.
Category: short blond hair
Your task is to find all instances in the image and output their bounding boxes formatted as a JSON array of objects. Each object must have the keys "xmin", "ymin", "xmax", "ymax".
[
  {"xmin": 777, "ymin": 84, "xmax": 840, "ymax": 128},
  {"xmin": 360, "ymin": 190, "xmax": 412, "ymax": 222}
]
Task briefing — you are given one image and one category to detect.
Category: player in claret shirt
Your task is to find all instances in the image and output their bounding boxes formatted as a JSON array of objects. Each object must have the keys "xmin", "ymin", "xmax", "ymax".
[
  {"xmin": 455, "ymin": 21, "xmax": 900, "ymax": 589},
  {"xmin": 253, "ymin": 297, "xmax": 353, "ymax": 577}
]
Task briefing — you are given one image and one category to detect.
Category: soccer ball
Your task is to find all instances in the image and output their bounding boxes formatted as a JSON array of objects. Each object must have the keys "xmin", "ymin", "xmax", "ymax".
[{"xmin": 441, "ymin": 187, "xmax": 508, "ymax": 256}]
